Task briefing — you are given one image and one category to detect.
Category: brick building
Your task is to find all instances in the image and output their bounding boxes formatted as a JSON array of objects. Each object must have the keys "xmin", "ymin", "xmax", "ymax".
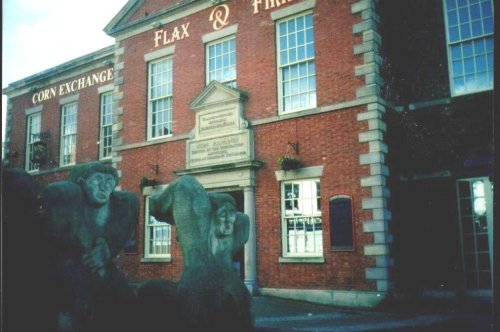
[{"xmin": 2, "ymin": 0, "xmax": 493, "ymax": 308}]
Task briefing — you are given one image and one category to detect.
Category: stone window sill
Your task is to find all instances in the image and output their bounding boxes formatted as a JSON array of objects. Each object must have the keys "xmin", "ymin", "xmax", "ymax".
[
  {"xmin": 140, "ymin": 257, "xmax": 172, "ymax": 263},
  {"xmin": 279, "ymin": 256, "xmax": 325, "ymax": 264}
]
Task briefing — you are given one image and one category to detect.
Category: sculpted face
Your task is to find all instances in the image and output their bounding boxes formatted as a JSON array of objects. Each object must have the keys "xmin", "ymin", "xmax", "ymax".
[
  {"xmin": 214, "ymin": 202, "xmax": 236, "ymax": 237},
  {"xmin": 83, "ymin": 172, "xmax": 116, "ymax": 206}
]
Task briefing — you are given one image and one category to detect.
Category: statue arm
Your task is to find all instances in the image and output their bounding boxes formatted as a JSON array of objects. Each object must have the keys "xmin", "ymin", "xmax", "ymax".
[
  {"xmin": 41, "ymin": 181, "xmax": 90, "ymax": 249},
  {"xmin": 232, "ymin": 212, "xmax": 250, "ymax": 256}
]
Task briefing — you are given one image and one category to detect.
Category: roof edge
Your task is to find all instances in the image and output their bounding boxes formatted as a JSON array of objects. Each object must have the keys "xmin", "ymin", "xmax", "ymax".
[
  {"xmin": 105, "ymin": 0, "xmax": 202, "ymax": 37},
  {"xmin": 104, "ymin": 0, "xmax": 144, "ymax": 36}
]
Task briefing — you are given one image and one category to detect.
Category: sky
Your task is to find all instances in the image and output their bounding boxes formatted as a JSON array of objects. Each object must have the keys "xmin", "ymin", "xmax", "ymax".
[{"xmin": 2, "ymin": 0, "xmax": 129, "ymax": 153}]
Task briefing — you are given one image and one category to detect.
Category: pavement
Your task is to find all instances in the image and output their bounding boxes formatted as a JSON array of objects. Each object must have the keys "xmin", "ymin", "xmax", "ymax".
[{"xmin": 251, "ymin": 296, "xmax": 495, "ymax": 331}]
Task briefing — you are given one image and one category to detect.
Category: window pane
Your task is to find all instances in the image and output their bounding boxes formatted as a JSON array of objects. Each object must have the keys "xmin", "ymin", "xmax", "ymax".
[
  {"xmin": 470, "ymin": 4, "xmax": 481, "ymax": 20},
  {"xmin": 475, "ymin": 54, "xmax": 487, "ymax": 71},
  {"xmin": 449, "ymin": 26, "xmax": 460, "ymax": 42},
  {"xmin": 457, "ymin": 0, "xmax": 468, "ymax": 8},
  {"xmin": 482, "ymin": 17, "xmax": 493, "ymax": 33},
  {"xmin": 464, "ymin": 57, "xmax": 474, "ymax": 74},
  {"xmin": 448, "ymin": 10, "xmax": 458, "ymax": 26},
  {"xmin": 465, "ymin": 74, "xmax": 476, "ymax": 90},
  {"xmin": 481, "ymin": 1, "xmax": 492, "ymax": 17},
  {"xmin": 278, "ymin": 13, "xmax": 316, "ymax": 113},
  {"xmin": 454, "ymin": 77, "xmax": 465, "ymax": 93},
  {"xmin": 463, "ymin": 41, "xmax": 473, "ymax": 56},
  {"xmin": 451, "ymin": 45, "xmax": 462, "ymax": 59},
  {"xmin": 458, "ymin": 7, "xmax": 469, "ymax": 22},
  {"xmin": 460, "ymin": 23, "xmax": 471, "ymax": 39},
  {"xmin": 453, "ymin": 60, "xmax": 464, "ymax": 75},
  {"xmin": 282, "ymin": 179, "xmax": 322, "ymax": 256},
  {"xmin": 474, "ymin": 39, "xmax": 485, "ymax": 53}
]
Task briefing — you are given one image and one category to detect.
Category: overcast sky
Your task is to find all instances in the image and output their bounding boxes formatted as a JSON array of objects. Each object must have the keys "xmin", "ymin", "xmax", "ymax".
[{"xmin": 2, "ymin": 0, "xmax": 129, "ymax": 149}]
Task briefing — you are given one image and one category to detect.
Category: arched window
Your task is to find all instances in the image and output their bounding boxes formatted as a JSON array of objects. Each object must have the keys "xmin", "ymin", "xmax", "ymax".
[{"xmin": 329, "ymin": 195, "xmax": 354, "ymax": 250}]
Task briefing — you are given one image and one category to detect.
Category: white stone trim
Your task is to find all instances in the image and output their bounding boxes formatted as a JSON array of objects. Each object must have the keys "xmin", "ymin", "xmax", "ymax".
[
  {"xmin": 278, "ymin": 256, "xmax": 325, "ymax": 264},
  {"xmin": 364, "ymin": 244, "xmax": 389, "ymax": 256},
  {"xmin": 274, "ymin": 165, "xmax": 324, "ymax": 181},
  {"xmin": 98, "ymin": 83, "xmax": 114, "ymax": 94},
  {"xmin": 250, "ymin": 95, "xmax": 380, "ymax": 127},
  {"xmin": 370, "ymin": 163, "xmax": 389, "ymax": 176},
  {"xmin": 354, "ymin": 41, "xmax": 379, "ymax": 55},
  {"xmin": 25, "ymin": 105, "xmax": 43, "ymax": 116},
  {"xmin": 366, "ymin": 267, "xmax": 389, "ymax": 279},
  {"xmin": 357, "ymin": 110, "xmax": 382, "ymax": 121},
  {"xmin": 373, "ymin": 232, "xmax": 393, "ymax": 244},
  {"xmin": 368, "ymin": 119, "xmax": 387, "ymax": 131},
  {"xmin": 363, "ymin": 220, "xmax": 388, "ymax": 233},
  {"xmin": 140, "ymin": 257, "xmax": 172, "ymax": 263},
  {"xmin": 362, "ymin": 197, "xmax": 386, "ymax": 210},
  {"xmin": 259, "ymin": 287, "xmax": 386, "ymax": 308},
  {"xmin": 361, "ymin": 175, "xmax": 385, "ymax": 187},
  {"xmin": 144, "ymin": 45, "xmax": 175, "ymax": 62},
  {"xmin": 367, "ymin": 102, "xmax": 385, "ymax": 112},
  {"xmin": 359, "ymin": 152, "xmax": 385, "ymax": 165},
  {"xmin": 372, "ymin": 208, "xmax": 392, "ymax": 221},
  {"xmin": 355, "ymin": 63, "xmax": 378, "ymax": 76},
  {"xmin": 353, "ymin": 19, "xmax": 376, "ymax": 34},
  {"xmin": 351, "ymin": 0, "xmax": 375, "ymax": 14},
  {"xmin": 115, "ymin": 133, "xmax": 190, "ymax": 151},
  {"xmin": 368, "ymin": 141, "xmax": 388, "ymax": 153},
  {"xmin": 115, "ymin": 62, "xmax": 125, "ymax": 71},
  {"xmin": 375, "ymin": 255, "xmax": 394, "ymax": 267},
  {"xmin": 359, "ymin": 130, "xmax": 383, "ymax": 143},
  {"xmin": 270, "ymin": 0, "xmax": 316, "ymax": 21},
  {"xmin": 59, "ymin": 93, "xmax": 79, "ymax": 105},
  {"xmin": 202, "ymin": 24, "xmax": 238, "ymax": 43},
  {"xmin": 112, "ymin": 122, "xmax": 123, "ymax": 132}
]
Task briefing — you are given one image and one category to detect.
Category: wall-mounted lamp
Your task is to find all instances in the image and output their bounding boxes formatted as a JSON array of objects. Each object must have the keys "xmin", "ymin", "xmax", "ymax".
[{"xmin": 287, "ymin": 141, "xmax": 299, "ymax": 155}]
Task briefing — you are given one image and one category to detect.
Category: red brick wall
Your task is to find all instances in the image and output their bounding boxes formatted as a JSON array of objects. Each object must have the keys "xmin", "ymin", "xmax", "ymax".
[
  {"xmin": 115, "ymin": 0, "xmax": 373, "ymax": 289},
  {"xmin": 6, "ymin": 64, "xmax": 114, "ymax": 182},
  {"xmin": 253, "ymin": 108, "xmax": 375, "ymax": 291},
  {"xmin": 116, "ymin": 141, "xmax": 186, "ymax": 281},
  {"xmin": 6, "ymin": 0, "xmax": 375, "ymax": 291},
  {"xmin": 118, "ymin": 0, "xmax": 363, "ymax": 142}
]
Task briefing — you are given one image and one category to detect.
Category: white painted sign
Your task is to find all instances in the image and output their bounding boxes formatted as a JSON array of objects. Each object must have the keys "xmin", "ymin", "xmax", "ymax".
[{"xmin": 188, "ymin": 132, "xmax": 250, "ymax": 167}]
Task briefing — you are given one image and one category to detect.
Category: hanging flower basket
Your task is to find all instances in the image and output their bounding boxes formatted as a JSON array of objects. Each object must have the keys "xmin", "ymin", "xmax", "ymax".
[{"xmin": 278, "ymin": 156, "xmax": 302, "ymax": 171}]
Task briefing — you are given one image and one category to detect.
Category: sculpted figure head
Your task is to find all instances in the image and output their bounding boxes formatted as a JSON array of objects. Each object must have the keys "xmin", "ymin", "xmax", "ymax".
[
  {"xmin": 209, "ymin": 193, "xmax": 237, "ymax": 238},
  {"xmin": 68, "ymin": 162, "xmax": 119, "ymax": 206}
]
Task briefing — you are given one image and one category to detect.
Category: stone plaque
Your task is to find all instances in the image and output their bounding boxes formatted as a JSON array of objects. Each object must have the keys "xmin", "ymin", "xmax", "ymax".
[
  {"xmin": 198, "ymin": 108, "xmax": 238, "ymax": 137},
  {"xmin": 186, "ymin": 81, "xmax": 253, "ymax": 170},
  {"xmin": 188, "ymin": 132, "xmax": 250, "ymax": 168}
]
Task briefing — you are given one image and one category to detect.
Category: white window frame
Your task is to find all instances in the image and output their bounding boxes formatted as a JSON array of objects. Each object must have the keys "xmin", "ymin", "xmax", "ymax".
[
  {"xmin": 443, "ymin": 0, "xmax": 494, "ymax": 96},
  {"xmin": 280, "ymin": 178, "xmax": 323, "ymax": 259},
  {"xmin": 143, "ymin": 186, "xmax": 172, "ymax": 262},
  {"xmin": 99, "ymin": 91, "xmax": 113, "ymax": 160},
  {"xmin": 276, "ymin": 10, "xmax": 317, "ymax": 114},
  {"xmin": 147, "ymin": 57, "xmax": 173, "ymax": 140},
  {"xmin": 25, "ymin": 112, "xmax": 41, "ymax": 172},
  {"xmin": 206, "ymin": 35, "xmax": 237, "ymax": 88},
  {"xmin": 456, "ymin": 177, "xmax": 493, "ymax": 291},
  {"xmin": 60, "ymin": 102, "xmax": 78, "ymax": 166}
]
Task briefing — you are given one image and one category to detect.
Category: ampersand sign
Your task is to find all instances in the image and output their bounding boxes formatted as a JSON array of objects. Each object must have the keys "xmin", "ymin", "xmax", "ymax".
[{"xmin": 209, "ymin": 4, "xmax": 230, "ymax": 31}]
